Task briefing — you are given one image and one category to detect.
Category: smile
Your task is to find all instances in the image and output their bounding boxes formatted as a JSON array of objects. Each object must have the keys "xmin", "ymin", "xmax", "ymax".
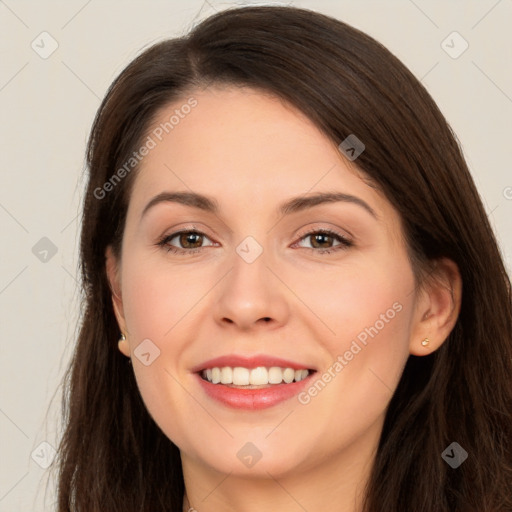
[{"xmin": 201, "ymin": 366, "xmax": 310, "ymax": 387}]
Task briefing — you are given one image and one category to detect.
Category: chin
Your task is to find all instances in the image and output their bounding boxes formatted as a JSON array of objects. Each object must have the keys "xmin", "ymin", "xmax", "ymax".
[{"xmin": 184, "ymin": 434, "xmax": 311, "ymax": 478}]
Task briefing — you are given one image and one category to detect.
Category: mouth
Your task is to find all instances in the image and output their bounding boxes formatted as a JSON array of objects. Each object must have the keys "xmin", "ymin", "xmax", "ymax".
[
  {"xmin": 192, "ymin": 355, "xmax": 317, "ymax": 409},
  {"xmin": 199, "ymin": 366, "xmax": 313, "ymax": 388}
]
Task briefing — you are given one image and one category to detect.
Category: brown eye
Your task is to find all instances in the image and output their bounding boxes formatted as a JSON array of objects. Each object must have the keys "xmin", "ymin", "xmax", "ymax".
[
  {"xmin": 157, "ymin": 230, "xmax": 214, "ymax": 255},
  {"xmin": 295, "ymin": 229, "xmax": 353, "ymax": 253},
  {"xmin": 178, "ymin": 232, "xmax": 204, "ymax": 249},
  {"xmin": 309, "ymin": 232, "xmax": 336, "ymax": 249}
]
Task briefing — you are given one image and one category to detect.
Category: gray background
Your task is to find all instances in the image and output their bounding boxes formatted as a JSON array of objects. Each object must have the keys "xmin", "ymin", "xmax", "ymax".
[{"xmin": 1, "ymin": 0, "xmax": 511, "ymax": 510}]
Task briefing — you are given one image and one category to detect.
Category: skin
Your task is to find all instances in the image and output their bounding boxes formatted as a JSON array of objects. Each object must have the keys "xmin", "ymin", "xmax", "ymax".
[{"xmin": 106, "ymin": 85, "xmax": 462, "ymax": 512}]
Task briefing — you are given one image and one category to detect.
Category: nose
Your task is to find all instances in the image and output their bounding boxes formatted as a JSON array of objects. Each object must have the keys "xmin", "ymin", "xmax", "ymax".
[{"xmin": 213, "ymin": 248, "xmax": 290, "ymax": 332}]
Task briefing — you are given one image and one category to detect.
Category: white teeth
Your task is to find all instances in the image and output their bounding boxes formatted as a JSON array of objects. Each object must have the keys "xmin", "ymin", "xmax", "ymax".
[
  {"xmin": 211, "ymin": 367, "xmax": 221, "ymax": 384},
  {"xmin": 295, "ymin": 369, "xmax": 308, "ymax": 382},
  {"xmin": 268, "ymin": 366, "xmax": 283, "ymax": 384},
  {"xmin": 232, "ymin": 367, "xmax": 250, "ymax": 385},
  {"xmin": 249, "ymin": 367, "xmax": 268, "ymax": 385},
  {"xmin": 283, "ymin": 368, "xmax": 295, "ymax": 383},
  {"xmin": 201, "ymin": 366, "xmax": 311, "ymax": 385},
  {"xmin": 220, "ymin": 367, "xmax": 233, "ymax": 384}
]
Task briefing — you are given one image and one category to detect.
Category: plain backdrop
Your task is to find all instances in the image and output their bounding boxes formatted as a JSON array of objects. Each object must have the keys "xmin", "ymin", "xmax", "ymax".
[{"xmin": 0, "ymin": 0, "xmax": 511, "ymax": 510}]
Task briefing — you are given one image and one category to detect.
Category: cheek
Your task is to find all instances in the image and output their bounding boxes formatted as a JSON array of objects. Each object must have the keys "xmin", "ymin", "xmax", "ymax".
[
  {"xmin": 295, "ymin": 249, "xmax": 413, "ymax": 354},
  {"xmin": 119, "ymin": 252, "xmax": 213, "ymax": 433},
  {"xmin": 121, "ymin": 253, "xmax": 204, "ymax": 340},
  {"xmin": 286, "ymin": 291, "xmax": 413, "ymax": 465},
  {"xmin": 297, "ymin": 254, "xmax": 414, "ymax": 417},
  {"xmin": 119, "ymin": 253, "xmax": 200, "ymax": 447}
]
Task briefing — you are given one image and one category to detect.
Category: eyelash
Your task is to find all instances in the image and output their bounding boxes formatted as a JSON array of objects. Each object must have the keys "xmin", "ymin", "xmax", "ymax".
[{"xmin": 156, "ymin": 228, "xmax": 353, "ymax": 256}]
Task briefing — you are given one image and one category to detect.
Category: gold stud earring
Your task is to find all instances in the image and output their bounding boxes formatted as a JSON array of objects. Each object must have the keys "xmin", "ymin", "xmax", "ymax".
[
  {"xmin": 118, "ymin": 333, "xmax": 131, "ymax": 364},
  {"xmin": 421, "ymin": 338, "xmax": 430, "ymax": 347}
]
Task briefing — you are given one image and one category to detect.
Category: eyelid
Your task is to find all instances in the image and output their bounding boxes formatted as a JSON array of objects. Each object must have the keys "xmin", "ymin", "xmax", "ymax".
[
  {"xmin": 157, "ymin": 223, "xmax": 354, "ymax": 257},
  {"xmin": 294, "ymin": 224, "xmax": 353, "ymax": 242},
  {"xmin": 158, "ymin": 223, "xmax": 214, "ymax": 241}
]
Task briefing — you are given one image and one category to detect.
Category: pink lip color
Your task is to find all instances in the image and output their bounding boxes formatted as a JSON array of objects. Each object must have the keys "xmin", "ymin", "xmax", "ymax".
[
  {"xmin": 191, "ymin": 355, "xmax": 315, "ymax": 410},
  {"xmin": 195, "ymin": 373, "xmax": 313, "ymax": 410}
]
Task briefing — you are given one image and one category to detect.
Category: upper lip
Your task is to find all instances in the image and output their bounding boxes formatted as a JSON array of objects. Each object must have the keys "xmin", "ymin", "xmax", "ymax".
[{"xmin": 191, "ymin": 354, "xmax": 316, "ymax": 373}]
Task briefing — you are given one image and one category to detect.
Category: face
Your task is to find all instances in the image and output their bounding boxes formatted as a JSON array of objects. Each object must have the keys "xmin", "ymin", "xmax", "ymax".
[{"xmin": 107, "ymin": 85, "xmax": 424, "ymax": 479}]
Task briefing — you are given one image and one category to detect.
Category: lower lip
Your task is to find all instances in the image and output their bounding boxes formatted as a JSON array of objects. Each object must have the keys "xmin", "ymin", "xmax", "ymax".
[{"xmin": 195, "ymin": 373, "xmax": 314, "ymax": 410}]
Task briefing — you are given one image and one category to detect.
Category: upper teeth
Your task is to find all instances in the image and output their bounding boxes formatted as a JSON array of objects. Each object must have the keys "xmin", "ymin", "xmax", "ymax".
[{"xmin": 202, "ymin": 366, "xmax": 310, "ymax": 385}]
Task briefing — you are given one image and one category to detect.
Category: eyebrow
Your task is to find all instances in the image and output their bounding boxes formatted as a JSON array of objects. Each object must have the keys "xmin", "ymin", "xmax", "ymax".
[{"xmin": 140, "ymin": 191, "xmax": 378, "ymax": 220}]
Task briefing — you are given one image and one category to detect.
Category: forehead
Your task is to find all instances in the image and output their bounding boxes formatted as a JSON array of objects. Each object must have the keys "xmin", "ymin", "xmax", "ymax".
[
  {"xmin": 125, "ymin": 86, "xmax": 402, "ymax": 244},
  {"xmin": 132, "ymin": 87, "xmax": 371, "ymax": 198}
]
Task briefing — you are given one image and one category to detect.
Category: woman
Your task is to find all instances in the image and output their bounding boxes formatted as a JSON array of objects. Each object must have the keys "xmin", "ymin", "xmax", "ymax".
[{"xmin": 55, "ymin": 5, "xmax": 512, "ymax": 511}]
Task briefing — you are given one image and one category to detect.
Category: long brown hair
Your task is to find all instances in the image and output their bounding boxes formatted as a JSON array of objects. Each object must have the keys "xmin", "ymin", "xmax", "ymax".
[{"xmin": 55, "ymin": 6, "xmax": 512, "ymax": 511}]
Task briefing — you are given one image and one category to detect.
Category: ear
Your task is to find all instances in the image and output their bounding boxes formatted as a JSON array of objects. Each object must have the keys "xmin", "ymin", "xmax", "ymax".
[
  {"xmin": 105, "ymin": 245, "xmax": 130, "ymax": 357},
  {"xmin": 409, "ymin": 258, "xmax": 462, "ymax": 356}
]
